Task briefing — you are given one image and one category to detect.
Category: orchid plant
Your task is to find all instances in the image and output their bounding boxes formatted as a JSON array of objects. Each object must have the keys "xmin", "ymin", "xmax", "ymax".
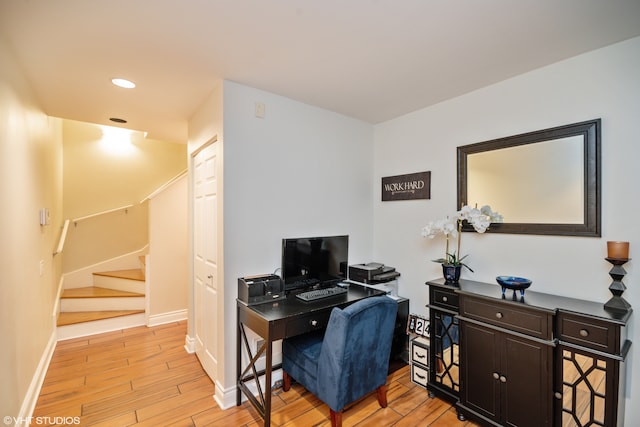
[{"xmin": 421, "ymin": 205, "xmax": 503, "ymax": 271}]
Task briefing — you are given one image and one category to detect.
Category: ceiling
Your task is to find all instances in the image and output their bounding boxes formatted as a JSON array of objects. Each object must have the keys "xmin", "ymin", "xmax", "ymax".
[{"xmin": 2, "ymin": 1, "xmax": 639, "ymax": 143}]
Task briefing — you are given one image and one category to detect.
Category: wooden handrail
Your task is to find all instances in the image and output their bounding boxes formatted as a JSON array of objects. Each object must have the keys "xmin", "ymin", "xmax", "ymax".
[
  {"xmin": 72, "ymin": 204, "xmax": 134, "ymax": 225},
  {"xmin": 53, "ymin": 219, "xmax": 70, "ymax": 256},
  {"xmin": 139, "ymin": 169, "xmax": 187, "ymax": 203}
]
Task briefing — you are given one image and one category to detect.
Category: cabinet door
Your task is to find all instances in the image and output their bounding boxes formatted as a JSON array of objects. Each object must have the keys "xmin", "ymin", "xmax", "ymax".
[
  {"xmin": 460, "ymin": 321, "xmax": 552, "ymax": 427},
  {"xmin": 556, "ymin": 344, "xmax": 614, "ymax": 427},
  {"xmin": 460, "ymin": 321, "xmax": 501, "ymax": 421},
  {"xmin": 430, "ymin": 309, "xmax": 460, "ymax": 398},
  {"xmin": 501, "ymin": 334, "xmax": 552, "ymax": 427}
]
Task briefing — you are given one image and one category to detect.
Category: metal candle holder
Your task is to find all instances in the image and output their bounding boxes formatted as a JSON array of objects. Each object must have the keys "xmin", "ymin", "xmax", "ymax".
[{"xmin": 603, "ymin": 257, "xmax": 631, "ymax": 312}]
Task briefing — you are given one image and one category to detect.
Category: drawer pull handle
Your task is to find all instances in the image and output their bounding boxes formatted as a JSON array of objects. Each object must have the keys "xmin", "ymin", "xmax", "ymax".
[
  {"xmin": 416, "ymin": 372, "xmax": 426, "ymax": 380},
  {"xmin": 554, "ymin": 392, "xmax": 563, "ymax": 400},
  {"xmin": 579, "ymin": 329, "xmax": 589, "ymax": 337},
  {"xmin": 495, "ymin": 312, "xmax": 503, "ymax": 319},
  {"xmin": 442, "ymin": 296, "xmax": 448, "ymax": 302},
  {"xmin": 310, "ymin": 320, "xmax": 318, "ymax": 327},
  {"xmin": 493, "ymin": 372, "xmax": 500, "ymax": 380},
  {"xmin": 415, "ymin": 353, "xmax": 426, "ymax": 359},
  {"xmin": 500, "ymin": 375, "xmax": 507, "ymax": 383}
]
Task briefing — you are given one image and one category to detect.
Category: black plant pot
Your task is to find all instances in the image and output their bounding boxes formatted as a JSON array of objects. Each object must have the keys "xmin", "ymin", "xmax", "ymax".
[{"xmin": 442, "ymin": 264, "xmax": 462, "ymax": 284}]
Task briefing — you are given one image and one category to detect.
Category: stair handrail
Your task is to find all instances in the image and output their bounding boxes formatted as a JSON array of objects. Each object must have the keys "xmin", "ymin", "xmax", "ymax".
[
  {"xmin": 53, "ymin": 219, "xmax": 70, "ymax": 256},
  {"xmin": 139, "ymin": 169, "xmax": 187, "ymax": 204},
  {"xmin": 72, "ymin": 204, "xmax": 134, "ymax": 226}
]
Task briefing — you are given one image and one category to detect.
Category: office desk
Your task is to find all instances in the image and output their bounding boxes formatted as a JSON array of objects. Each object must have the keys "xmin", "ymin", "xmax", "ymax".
[{"xmin": 236, "ymin": 284, "xmax": 389, "ymax": 426}]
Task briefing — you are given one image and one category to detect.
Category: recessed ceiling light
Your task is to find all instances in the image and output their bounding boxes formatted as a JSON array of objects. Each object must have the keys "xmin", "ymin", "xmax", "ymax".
[
  {"xmin": 109, "ymin": 117, "xmax": 127, "ymax": 123},
  {"xmin": 111, "ymin": 78, "xmax": 136, "ymax": 89}
]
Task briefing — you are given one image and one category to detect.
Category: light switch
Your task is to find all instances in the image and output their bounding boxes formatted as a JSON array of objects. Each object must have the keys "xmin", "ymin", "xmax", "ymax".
[
  {"xmin": 39, "ymin": 208, "xmax": 50, "ymax": 226},
  {"xmin": 255, "ymin": 102, "xmax": 265, "ymax": 118}
]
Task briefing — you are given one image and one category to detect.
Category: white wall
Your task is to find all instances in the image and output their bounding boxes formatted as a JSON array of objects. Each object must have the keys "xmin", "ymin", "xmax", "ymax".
[
  {"xmin": 186, "ymin": 80, "xmax": 375, "ymax": 406},
  {"xmin": 147, "ymin": 175, "xmax": 188, "ymax": 323},
  {"xmin": 373, "ymin": 36, "xmax": 640, "ymax": 421},
  {"xmin": 220, "ymin": 79, "xmax": 375, "ymax": 389},
  {"xmin": 0, "ymin": 35, "xmax": 63, "ymax": 420}
]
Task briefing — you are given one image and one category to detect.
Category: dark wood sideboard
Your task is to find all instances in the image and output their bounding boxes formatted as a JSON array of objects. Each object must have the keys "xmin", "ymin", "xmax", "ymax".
[{"xmin": 426, "ymin": 278, "xmax": 632, "ymax": 427}]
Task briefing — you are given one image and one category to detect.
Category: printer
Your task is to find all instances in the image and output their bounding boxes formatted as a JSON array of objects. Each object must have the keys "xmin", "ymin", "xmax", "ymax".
[{"xmin": 349, "ymin": 262, "xmax": 400, "ymax": 284}]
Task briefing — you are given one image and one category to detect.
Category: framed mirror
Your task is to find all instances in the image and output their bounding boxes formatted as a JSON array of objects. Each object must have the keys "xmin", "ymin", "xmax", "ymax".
[{"xmin": 457, "ymin": 119, "xmax": 601, "ymax": 236}]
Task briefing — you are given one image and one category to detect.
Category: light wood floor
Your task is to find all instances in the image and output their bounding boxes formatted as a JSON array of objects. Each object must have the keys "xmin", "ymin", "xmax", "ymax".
[{"xmin": 34, "ymin": 321, "xmax": 478, "ymax": 426}]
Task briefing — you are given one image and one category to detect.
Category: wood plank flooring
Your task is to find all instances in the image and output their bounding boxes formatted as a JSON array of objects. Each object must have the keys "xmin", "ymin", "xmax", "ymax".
[{"xmin": 34, "ymin": 321, "xmax": 478, "ymax": 426}]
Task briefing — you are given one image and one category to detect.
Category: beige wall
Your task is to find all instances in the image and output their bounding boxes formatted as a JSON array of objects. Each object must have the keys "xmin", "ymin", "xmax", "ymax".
[
  {"xmin": 62, "ymin": 120, "xmax": 187, "ymax": 272},
  {"xmin": 0, "ymin": 36, "xmax": 63, "ymax": 419},
  {"xmin": 148, "ymin": 175, "xmax": 188, "ymax": 317}
]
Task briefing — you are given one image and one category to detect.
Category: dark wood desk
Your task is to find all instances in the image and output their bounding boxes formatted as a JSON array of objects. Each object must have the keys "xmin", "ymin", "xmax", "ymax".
[{"xmin": 236, "ymin": 284, "xmax": 395, "ymax": 426}]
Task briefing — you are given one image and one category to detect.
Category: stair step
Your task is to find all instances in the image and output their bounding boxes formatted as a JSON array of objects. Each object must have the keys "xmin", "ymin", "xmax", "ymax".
[
  {"xmin": 57, "ymin": 310, "xmax": 145, "ymax": 326},
  {"xmin": 61, "ymin": 286, "xmax": 144, "ymax": 299},
  {"xmin": 93, "ymin": 269, "xmax": 145, "ymax": 281}
]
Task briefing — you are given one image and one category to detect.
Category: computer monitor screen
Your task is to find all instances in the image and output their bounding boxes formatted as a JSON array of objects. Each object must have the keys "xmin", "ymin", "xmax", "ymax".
[{"xmin": 281, "ymin": 235, "xmax": 349, "ymax": 291}]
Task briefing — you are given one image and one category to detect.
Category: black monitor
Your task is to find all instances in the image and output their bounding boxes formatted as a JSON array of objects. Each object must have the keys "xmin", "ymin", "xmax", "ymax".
[{"xmin": 281, "ymin": 235, "xmax": 349, "ymax": 291}]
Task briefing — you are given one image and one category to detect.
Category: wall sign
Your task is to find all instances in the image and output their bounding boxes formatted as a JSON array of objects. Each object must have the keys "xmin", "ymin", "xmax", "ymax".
[{"xmin": 382, "ymin": 171, "xmax": 431, "ymax": 201}]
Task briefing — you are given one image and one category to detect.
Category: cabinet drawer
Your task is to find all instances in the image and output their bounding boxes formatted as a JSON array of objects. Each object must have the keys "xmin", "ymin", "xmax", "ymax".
[
  {"xmin": 431, "ymin": 288, "xmax": 459, "ymax": 311},
  {"xmin": 285, "ymin": 311, "xmax": 331, "ymax": 338},
  {"xmin": 411, "ymin": 363, "xmax": 429, "ymax": 388},
  {"xmin": 411, "ymin": 337, "xmax": 429, "ymax": 367},
  {"xmin": 460, "ymin": 295, "xmax": 552, "ymax": 340},
  {"xmin": 557, "ymin": 312, "xmax": 619, "ymax": 353}
]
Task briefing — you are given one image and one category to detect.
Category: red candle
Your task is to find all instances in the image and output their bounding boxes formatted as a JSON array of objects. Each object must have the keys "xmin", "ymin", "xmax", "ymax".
[{"xmin": 607, "ymin": 241, "xmax": 629, "ymax": 259}]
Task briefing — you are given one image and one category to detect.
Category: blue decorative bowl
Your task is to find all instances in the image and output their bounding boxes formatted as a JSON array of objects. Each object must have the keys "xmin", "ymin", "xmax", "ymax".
[{"xmin": 496, "ymin": 276, "xmax": 532, "ymax": 298}]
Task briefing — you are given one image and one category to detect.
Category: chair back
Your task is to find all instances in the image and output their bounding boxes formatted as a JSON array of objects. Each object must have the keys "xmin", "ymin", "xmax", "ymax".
[{"xmin": 316, "ymin": 296, "xmax": 397, "ymax": 412}]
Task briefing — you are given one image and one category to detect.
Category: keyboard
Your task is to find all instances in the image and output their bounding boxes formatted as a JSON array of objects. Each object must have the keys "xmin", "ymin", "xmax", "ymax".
[{"xmin": 296, "ymin": 286, "xmax": 348, "ymax": 302}]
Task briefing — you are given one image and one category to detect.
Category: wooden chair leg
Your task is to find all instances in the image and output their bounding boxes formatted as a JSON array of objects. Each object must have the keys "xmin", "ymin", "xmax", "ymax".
[
  {"xmin": 376, "ymin": 384, "xmax": 388, "ymax": 408},
  {"xmin": 330, "ymin": 409, "xmax": 343, "ymax": 427},
  {"xmin": 282, "ymin": 371, "xmax": 291, "ymax": 392}
]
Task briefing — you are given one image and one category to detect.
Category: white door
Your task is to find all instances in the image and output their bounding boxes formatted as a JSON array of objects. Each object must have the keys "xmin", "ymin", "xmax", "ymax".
[{"xmin": 192, "ymin": 141, "xmax": 219, "ymax": 380}]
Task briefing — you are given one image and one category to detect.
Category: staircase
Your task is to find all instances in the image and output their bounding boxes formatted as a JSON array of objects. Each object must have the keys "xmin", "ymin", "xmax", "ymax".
[{"xmin": 57, "ymin": 264, "xmax": 147, "ymax": 340}]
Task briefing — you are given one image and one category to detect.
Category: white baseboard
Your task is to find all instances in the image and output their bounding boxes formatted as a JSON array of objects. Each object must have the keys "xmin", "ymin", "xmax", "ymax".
[
  {"xmin": 214, "ymin": 379, "xmax": 237, "ymax": 410},
  {"xmin": 57, "ymin": 313, "xmax": 146, "ymax": 341},
  {"xmin": 16, "ymin": 328, "xmax": 57, "ymax": 426},
  {"xmin": 218, "ymin": 368, "xmax": 283, "ymax": 410},
  {"xmin": 147, "ymin": 309, "xmax": 188, "ymax": 327},
  {"xmin": 184, "ymin": 334, "xmax": 196, "ymax": 354}
]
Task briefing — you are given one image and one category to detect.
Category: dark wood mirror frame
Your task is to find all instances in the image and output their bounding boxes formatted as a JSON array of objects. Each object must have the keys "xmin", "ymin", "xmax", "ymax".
[{"xmin": 457, "ymin": 119, "xmax": 601, "ymax": 236}]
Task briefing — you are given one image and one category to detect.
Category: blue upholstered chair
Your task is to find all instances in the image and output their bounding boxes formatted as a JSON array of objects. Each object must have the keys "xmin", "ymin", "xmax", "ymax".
[{"xmin": 282, "ymin": 296, "xmax": 398, "ymax": 427}]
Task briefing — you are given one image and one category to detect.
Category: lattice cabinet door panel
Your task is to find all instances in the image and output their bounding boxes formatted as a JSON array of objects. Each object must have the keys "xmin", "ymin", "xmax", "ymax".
[
  {"xmin": 556, "ymin": 345, "xmax": 617, "ymax": 427},
  {"xmin": 429, "ymin": 309, "xmax": 460, "ymax": 397}
]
